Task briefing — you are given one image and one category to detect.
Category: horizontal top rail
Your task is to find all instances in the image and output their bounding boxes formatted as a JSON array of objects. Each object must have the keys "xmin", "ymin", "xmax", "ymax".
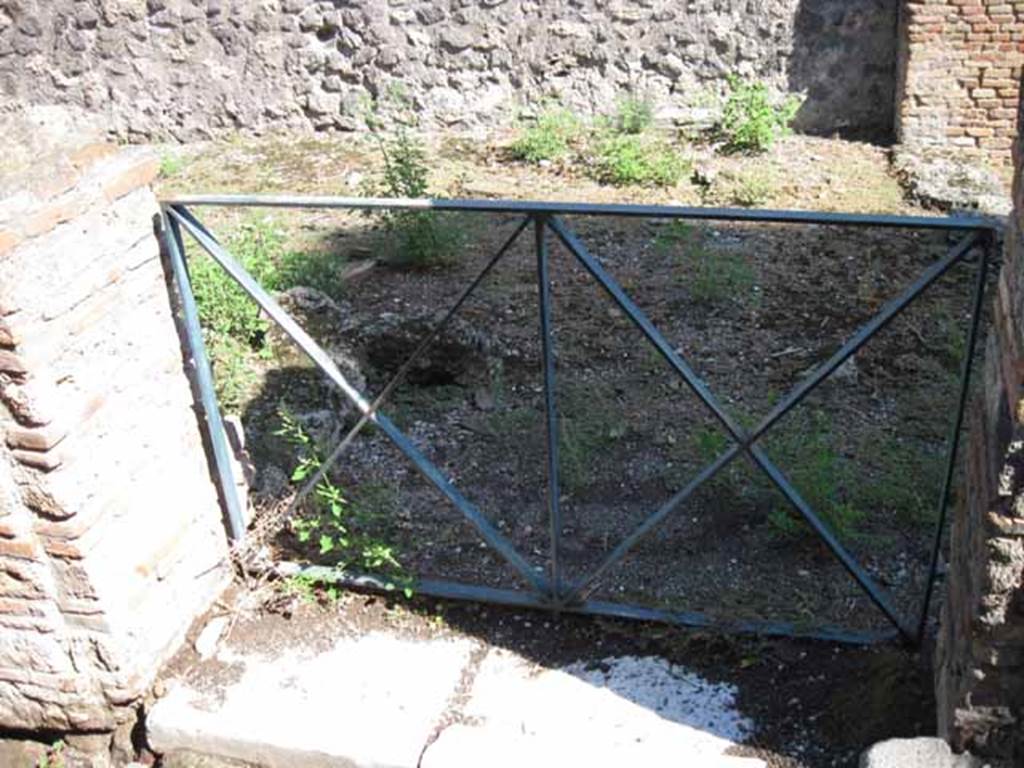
[{"xmin": 162, "ymin": 195, "xmax": 1000, "ymax": 232}]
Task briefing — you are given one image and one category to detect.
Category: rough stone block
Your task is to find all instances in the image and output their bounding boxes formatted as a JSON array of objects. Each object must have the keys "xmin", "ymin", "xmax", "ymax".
[
  {"xmin": 148, "ymin": 633, "xmax": 476, "ymax": 768},
  {"xmin": 859, "ymin": 737, "xmax": 982, "ymax": 767},
  {"xmin": 100, "ymin": 154, "xmax": 160, "ymax": 203},
  {"xmin": 4, "ymin": 423, "xmax": 68, "ymax": 452}
]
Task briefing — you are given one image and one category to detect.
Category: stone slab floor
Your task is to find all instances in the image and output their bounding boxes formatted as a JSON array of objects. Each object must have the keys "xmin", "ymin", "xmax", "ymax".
[{"xmin": 147, "ymin": 614, "xmax": 765, "ymax": 768}]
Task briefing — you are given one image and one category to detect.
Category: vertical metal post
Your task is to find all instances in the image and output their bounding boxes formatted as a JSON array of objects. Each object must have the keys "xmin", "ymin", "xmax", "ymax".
[
  {"xmin": 161, "ymin": 206, "xmax": 247, "ymax": 542},
  {"xmin": 535, "ymin": 215, "xmax": 563, "ymax": 602},
  {"xmin": 917, "ymin": 229, "xmax": 991, "ymax": 642}
]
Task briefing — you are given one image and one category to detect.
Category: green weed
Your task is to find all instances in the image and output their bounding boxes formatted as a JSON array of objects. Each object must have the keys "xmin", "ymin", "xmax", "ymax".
[
  {"xmin": 653, "ymin": 220, "xmax": 698, "ymax": 254},
  {"xmin": 614, "ymin": 93, "xmax": 655, "ymax": 135},
  {"xmin": 558, "ymin": 386, "xmax": 628, "ymax": 493},
  {"xmin": 206, "ymin": 333, "xmax": 260, "ymax": 413},
  {"xmin": 852, "ymin": 435, "xmax": 943, "ymax": 528},
  {"xmin": 189, "ymin": 216, "xmax": 285, "ymax": 410},
  {"xmin": 762, "ymin": 410, "xmax": 865, "ymax": 541},
  {"xmin": 365, "ymin": 97, "xmax": 464, "ymax": 268},
  {"xmin": 278, "ymin": 248, "xmax": 346, "ymax": 299},
  {"xmin": 281, "ymin": 572, "xmax": 321, "ymax": 604},
  {"xmin": 719, "ymin": 74, "xmax": 801, "ymax": 154},
  {"xmin": 510, "ymin": 105, "xmax": 581, "ymax": 164},
  {"xmin": 159, "ymin": 152, "xmax": 185, "ymax": 178},
  {"xmin": 728, "ymin": 169, "xmax": 775, "ymax": 207},
  {"xmin": 590, "ymin": 133, "xmax": 689, "ymax": 187},
  {"xmin": 276, "ymin": 409, "xmax": 412, "ymax": 596},
  {"xmin": 692, "ymin": 426, "xmax": 730, "ymax": 464},
  {"xmin": 37, "ymin": 741, "xmax": 65, "ymax": 768},
  {"xmin": 656, "ymin": 222, "xmax": 755, "ymax": 304},
  {"xmin": 191, "ymin": 216, "xmax": 283, "ymax": 341}
]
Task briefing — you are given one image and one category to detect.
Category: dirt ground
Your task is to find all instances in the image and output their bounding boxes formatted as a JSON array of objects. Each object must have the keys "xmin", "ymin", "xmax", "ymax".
[
  {"xmin": 160, "ymin": 584, "xmax": 936, "ymax": 768},
  {"xmin": 156, "ymin": 130, "xmax": 989, "ymax": 767}
]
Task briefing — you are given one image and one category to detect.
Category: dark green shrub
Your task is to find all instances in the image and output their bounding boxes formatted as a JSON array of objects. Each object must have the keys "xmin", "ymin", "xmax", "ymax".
[{"xmin": 719, "ymin": 74, "xmax": 801, "ymax": 154}]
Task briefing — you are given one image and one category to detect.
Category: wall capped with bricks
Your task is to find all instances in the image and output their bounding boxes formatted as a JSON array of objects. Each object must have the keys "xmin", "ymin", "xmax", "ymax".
[
  {"xmin": 0, "ymin": 106, "xmax": 230, "ymax": 745},
  {"xmin": 897, "ymin": 0, "xmax": 1024, "ymax": 166},
  {"xmin": 934, "ymin": 84, "xmax": 1024, "ymax": 761}
]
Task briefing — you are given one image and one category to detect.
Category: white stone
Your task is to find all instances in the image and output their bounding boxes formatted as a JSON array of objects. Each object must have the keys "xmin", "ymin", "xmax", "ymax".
[
  {"xmin": 422, "ymin": 723, "xmax": 766, "ymax": 768},
  {"xmin": 193, "ymin": 617, "xmax": 229, "ymax": 661},
  {"xmin": 432, "ymin": 650, "xmax": 759, "ymax": 768},
  {"xmin": 147, "ymin": 631, "xmax": 477, "ymax": 768},
  {"xmin": 859, "ymin": 738, "xmax": 985, "ymax": 768}
]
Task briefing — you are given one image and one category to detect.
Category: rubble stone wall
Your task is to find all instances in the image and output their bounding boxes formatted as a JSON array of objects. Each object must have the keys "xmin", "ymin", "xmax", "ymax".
[
  {"xmin": 0, "ymin": 0, "xmax": 899, "ymax": 141},
  {"xmin": 0, "ymin": 106, "xmax": 230, "ymax": 742}
]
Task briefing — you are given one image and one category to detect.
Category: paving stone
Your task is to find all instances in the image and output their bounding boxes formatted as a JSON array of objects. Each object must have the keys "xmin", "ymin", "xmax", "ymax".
[
  {"xmin": 421, "ymin": 723, "xmax": 767, "ymax": 768},
  {"xmin": 147, "ymin": 632, "xmax": 477, "ymax": 768},
  {"xmin": 421, "ymin": 650, "xmax": 762, "ymax": 768}
]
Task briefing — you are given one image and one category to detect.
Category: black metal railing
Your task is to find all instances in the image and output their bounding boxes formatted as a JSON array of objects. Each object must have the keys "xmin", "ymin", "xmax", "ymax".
[{"xmin": 159, "ymin": 195, "xmax": 998, "ymax": 646}]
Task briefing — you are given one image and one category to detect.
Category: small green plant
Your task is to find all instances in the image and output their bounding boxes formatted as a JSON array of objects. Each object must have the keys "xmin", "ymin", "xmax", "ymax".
[
  {"xmin": 277, "ymin": 248, "xmax": 346, "ymax": 299},
  {"xmin": 510, "ymin": 105, "xmax": 581, "ymax": 163},
  {"xmin": 191, "ymin": 216, "xmax": 283, "ymax": 342},
  {"xmin": 591, "ymin": 133, "xmax": 689, "ymax": 187},
  {"xmin": 614, "ymin": 93, "xmax": 655, "ymax": 135},
  {"xmin": 206, "ymin": 333, "xmax": 260, "ymax": 413},
  {"xmin": 159, "ymin": 152, "xmax": 185, "ymax": 178},
  {"xmin": 852, "ymin": 435, "xmax": 943, "ymax": 528},
  {"xmin": 653, "ymin": 220, "xmax": 697, "ymax": 253},
  {"xmin": 365, "ymin": 96, "xmax": 464, "ymax": 268},
  {"xmin": 37, "ymin": 741, "xmax": 65, "ymax": 768},
  {"xmin": 692, "ymin": 426, "xmax": 729, "ymax": 464},
  {"xmin": 276, "ymin": 409, "xmax": 412, "ymax": 596},
  {"xmin": 656, "ymin": 222, "xmax": 755, "ymax": 304},
  {"xmin": 281, "ymin": 572, "xmax": 321, "ymax": 604},
  {"xmin": 558, "ymin": 386, "xmax": 628, "ymax": 493},
  {"xmin": 763, "ymin": 410, "xmax": 865, "ymax": 541},
  {"xmin": 719, "ymin": 74, "xmax": 801, "ymax": 154},
  {"xmin": 189, "ymin": 216, "xmax": 285, "ymax": 410},
  {"xmin": 728, "ymin": 169, "xmax": 775, "ymax": 207}
]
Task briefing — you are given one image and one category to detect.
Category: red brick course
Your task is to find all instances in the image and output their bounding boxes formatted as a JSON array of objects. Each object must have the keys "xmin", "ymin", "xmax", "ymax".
[{"xmin": 898, "ymin": 0, "xmax": 1024, "ymax": 166}]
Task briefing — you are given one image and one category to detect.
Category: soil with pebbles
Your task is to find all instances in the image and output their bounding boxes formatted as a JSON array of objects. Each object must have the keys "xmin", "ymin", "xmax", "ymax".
[{"xmin": 159, "ymin": 131, "xmax": 986, "ymax": 767}]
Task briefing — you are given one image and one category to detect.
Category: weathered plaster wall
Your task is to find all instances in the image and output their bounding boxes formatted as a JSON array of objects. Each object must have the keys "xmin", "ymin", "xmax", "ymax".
[
  {"xmin": 934, "ymin": 88, "xmax": 1024, "ymax": 763},
  {"xmin": 0, "ymin": 106, "xmax": 230, "ymax": 746},
  {"xmin": 0, "ymin": 0, "xmax": 899, "ymax": 141}
]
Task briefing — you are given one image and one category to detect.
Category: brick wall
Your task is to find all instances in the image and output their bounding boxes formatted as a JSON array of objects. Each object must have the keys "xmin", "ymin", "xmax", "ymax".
[
  {"xmin": 896, "ymin": 0, "xmax": 1024, "ymax": 166},
  {"xmin": 0, "ymin": 106, "xmax": 230, "ymax": 748},
  {"xmin": 934, "ymin": 84, "xmax": 1024, "ymax": 761}
]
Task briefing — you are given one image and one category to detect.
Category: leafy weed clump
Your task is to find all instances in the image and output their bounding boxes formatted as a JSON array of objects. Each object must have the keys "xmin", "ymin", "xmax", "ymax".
[
  {"xmin": 510, "ymin": 105, "xmax": 582, "ymax": 164},
  {"xmin": 366, "ymin": 96, "xmax": 464, "ymax": 268},
  {"xmin": 189, "ymin": 217, "xmax": 284, "ymax": 410},
  {"xmin": 276, "ymin": 409, "xmax": 412, "ymax": 596},
  {"xmin": 728, "ymin": 169, "xmax": 775, "ymax": 207},
  {"xmin": 719, "ymin": 74, "xmax": 801, "ymax": 154},
  {"xmin": 591, "ymin": 132, "xmax": 690, "ymax": 187},
  {"xmin": 655, "ymin": 221, "xmax": 755, "ymax": 304},
  {"xmin": 189, "ymin": 215, "xmax": 348, "ymax": 410},
  {"xmin": 614, "ymin": 94, "xmax": 655, "ymax": 135},
  {"xmin": 762, "ymin": 410, "xmax": 865, "ymax": 542}
]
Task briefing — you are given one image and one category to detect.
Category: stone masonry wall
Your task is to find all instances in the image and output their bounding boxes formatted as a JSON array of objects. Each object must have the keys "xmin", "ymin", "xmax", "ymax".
[
  {"xmin": 896, "ymin": 0, "xmax": 1024, "ymax": 167},
  {"xmin": 0, "ymin": 0, "xmax": 899, "ymax": 141},
  {"xmin": 0, "ymin": 106, "xmax": 230, "ymax": 742},
  {"xmin": 934, "ymin": 89, "xmax": 1024, "ymax": 760}
]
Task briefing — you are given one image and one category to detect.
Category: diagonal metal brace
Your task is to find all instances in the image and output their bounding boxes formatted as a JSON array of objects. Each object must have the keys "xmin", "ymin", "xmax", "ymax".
[
  {"xmin": 550, "ymin": 216, "xmax": 980, "ymax": 640},
  {"xmin": 168, "ymin": 206, "xmax": 550, "ymax": 595},
  {"xmin": 273, "ymin": 217, "xmax": 533, "ymax": 565}
]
